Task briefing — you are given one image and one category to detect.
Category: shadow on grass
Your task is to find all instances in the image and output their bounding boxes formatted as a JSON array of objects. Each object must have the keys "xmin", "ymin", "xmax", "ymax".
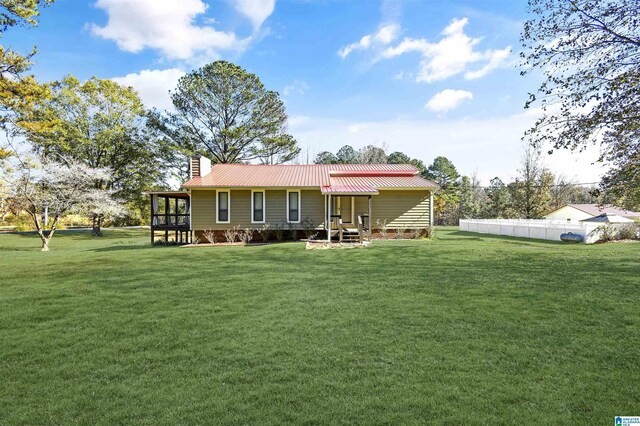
[{"xmin": 448, "ymin": 230, "xmax": 569, "ymax": 246}]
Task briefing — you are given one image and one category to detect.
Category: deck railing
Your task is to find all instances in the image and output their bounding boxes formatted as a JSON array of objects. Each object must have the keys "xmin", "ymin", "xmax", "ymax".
[{"xmin": 152, "ymin": 213, "xmax": 190, "ymax": 229}]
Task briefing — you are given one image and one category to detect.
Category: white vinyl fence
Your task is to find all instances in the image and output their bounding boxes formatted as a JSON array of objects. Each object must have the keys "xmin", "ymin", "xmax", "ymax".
[{"xmin": 459, "ymin": 219, "xmax": 601, "ymax": 244}]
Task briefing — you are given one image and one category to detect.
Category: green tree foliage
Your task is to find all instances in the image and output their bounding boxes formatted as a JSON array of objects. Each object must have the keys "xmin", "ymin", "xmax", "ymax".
[
  {"xmin": 458, "ymin": 174, "xmax": 485, "ymax": 219},
  {"xmin": 152, "ymin": 61, "xmax": 299, "ymax": 165},
  {"xmin": 484, "ymin": 177, "xmax": 510, "ymax": 218},
  {"xmin": 507, "ymin": 145, "xmax": 554, "ymax": 219},
  {"xmin": 521, "ymin": 0, "xmax": 640, "ymax": 209},
  {"xmin": 0, "ymin": 0, "xmax": 53, "ymax": 29},
  {"xmin": 357, "ymin": 145, "xmax": 387, "ymax": 163},
  {"xmin": 314, "ymin": 151, "xmax": 337, "ymax": 164},
  {"xmin": 408, "ymin": 158, "xmax": 426, "ymax": 175},
  {"xmin": 424, "ymin": 156, "xmax": 459, "ymax": 190},
  {"xmin": 336, "ymin": 145, "xmax": 357, "ymax": 164},
  {"xmin": 424, "ymin": 156, "xmax": 461, "ymax": 225},
  {"xmin": 0, "ymin": 0, "xmax": 53, "ymax": 132},
  {"xmin": 387, "ymin": 151, "xmax": 411, "ymax": 164},
  {"xmin": 20, "ymin": 75, "xmax": 165, "ymax": 235}
]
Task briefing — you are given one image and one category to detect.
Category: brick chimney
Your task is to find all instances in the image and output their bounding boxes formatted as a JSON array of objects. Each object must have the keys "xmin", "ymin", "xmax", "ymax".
[{"xmin": 189, "ymin": 155, "xmax": 212, "ymax": 179}]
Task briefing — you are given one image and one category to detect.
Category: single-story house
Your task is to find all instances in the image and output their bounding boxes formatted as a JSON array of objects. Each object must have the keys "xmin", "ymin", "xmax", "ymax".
[
  {"xmin": 148, "ymin": 156, "xmax": 437, "ymax": 243},
  {"xmin": 544, "ymin": 204, "xmax": 640, "ymax": 222}
]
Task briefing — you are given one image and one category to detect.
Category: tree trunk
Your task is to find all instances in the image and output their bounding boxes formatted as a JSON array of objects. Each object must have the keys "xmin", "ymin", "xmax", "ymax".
[
  {"xmin": 41, "ymin": 237, "xmax": 50, "ymax": 252},
  {"xmin": 92, "ymin": 214, "xmax": 103, "ymax": 237}
]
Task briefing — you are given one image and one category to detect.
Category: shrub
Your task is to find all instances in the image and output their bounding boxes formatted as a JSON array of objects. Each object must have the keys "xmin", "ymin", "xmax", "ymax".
[
  {"xmin": 202, "ymin": 228, "xmax": 217, "ymax": 244},
  {"xmin": 301, "ymin": 217, "xmax": 316, "ymax": 240},
  {"xmin": 616, "ymin": 223, "xmax": 640, "ymax": 240},
  {"xmin": 376, "ymin": 219, "xmax": 388, "ymax": 239},
  {"xmin": 191, "ymin": 235, "xmax": 201, "ymax": 245},
  {"xmin": 223, "ymin": 226, "xmax": 240, "ymax": 243},
  {"xmin": 240, "ymin": 228, "xmax": 254, "ymax": 245},
  {"xmin": 394, "ymin": 228, "xmax": 407, "ymax": 239},
  {"xmin": 273, "ymin": 224, "xmax": 284, "ymax": 242},
  {"xmin": 287, "ymin": 223, "xmax": 298, "ymax": 240},
  {"xmin": 592, "ymin": 225, "xmax": 616, "ymax": 242},
  {"xmin": 258, "ymin": 223, "xmax": 271, "ymax": 242}
]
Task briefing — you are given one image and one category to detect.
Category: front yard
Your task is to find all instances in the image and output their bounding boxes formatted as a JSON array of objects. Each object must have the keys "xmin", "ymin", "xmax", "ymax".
[{"xmin": 1, "ymin": 228, "xmax": 638, "ymax": 424}]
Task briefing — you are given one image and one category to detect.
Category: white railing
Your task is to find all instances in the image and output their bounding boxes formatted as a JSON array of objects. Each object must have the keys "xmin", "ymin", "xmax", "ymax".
[{"xmin": 459, "ymin": 218, "xmax": 601, "ymax": 244}]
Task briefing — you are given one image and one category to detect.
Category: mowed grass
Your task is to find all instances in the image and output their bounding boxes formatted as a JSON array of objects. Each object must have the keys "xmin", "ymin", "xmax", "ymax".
[{"xmin": 1, "ymin": 228, "xmax": 639, "ymax": 425}]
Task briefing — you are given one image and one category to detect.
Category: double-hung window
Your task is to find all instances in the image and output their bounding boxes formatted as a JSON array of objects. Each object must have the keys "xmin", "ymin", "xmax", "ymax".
[
  {"xmin": 217, "ymin": 191, "xmax": 230, "ymax": 223},
  {"xmin": 287, "ymin": 190, "xmax": 300, "ymax": 223},
  {"xmin": 252, "ymin": 190, "xmax": 265, "ymax": 223}
]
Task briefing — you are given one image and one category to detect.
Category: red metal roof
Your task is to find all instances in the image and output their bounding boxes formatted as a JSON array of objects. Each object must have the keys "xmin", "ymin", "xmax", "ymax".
[
  {"xmin": 321, "ymin": 184, "xmax": 379, "ymax": 195},
  {"xmin": 183, "ymin": 164, "xmax": 437, "ymax": 191}
]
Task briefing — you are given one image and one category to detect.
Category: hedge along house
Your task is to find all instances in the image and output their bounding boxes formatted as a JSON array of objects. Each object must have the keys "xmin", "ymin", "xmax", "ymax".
[{"xmin": 150, "ymin": 156, "xmax": 437, "ymax": 244}]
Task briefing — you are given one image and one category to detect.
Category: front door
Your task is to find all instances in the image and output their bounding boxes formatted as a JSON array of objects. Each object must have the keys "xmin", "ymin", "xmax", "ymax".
[{"xmin": 339, "ymin": 196, "xmax": 353, "ymax": 224}]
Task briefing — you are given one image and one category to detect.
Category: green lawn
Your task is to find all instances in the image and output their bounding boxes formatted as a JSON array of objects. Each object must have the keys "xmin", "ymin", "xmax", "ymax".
[{"xmin": 1, "ymin": 228, "xmax": 639, "ymax": 424}]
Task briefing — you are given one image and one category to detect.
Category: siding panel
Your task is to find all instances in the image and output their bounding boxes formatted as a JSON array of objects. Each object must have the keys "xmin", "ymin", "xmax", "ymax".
[
  {"xmin": 191, "ymin": 189, "xmax": 326, "ymax": 230},
  {"xmin": 191, "ymin": 189, "xmax": 215, "ymax": 229},
  {"xmin": 372, "ymin": 190, "xmax": 431, "ymax": 228},
  {"xmin": 300, "ymin": 190, "xmax": 325, "ymax": 227}
]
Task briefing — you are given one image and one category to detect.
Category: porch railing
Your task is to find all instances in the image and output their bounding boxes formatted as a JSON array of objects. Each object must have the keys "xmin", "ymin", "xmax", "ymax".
[{"xmin": 152, "ymin": 213, "xmax": 190, "ymax": 228}]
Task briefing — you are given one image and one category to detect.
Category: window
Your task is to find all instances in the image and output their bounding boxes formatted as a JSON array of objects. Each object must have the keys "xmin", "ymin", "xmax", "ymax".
[
  {"xmin": 217, "ymin": 191, "xmax": 229, "ymax": 223},
  {"xmin": 287, "ymin": 190, "xmax": 300, "ymax": 223},
  {"xmin": 252, "ymin": 190, "xmax": 265, "ymax": 223}
]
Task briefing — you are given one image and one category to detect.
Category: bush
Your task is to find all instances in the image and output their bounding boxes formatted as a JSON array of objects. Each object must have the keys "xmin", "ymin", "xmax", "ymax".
[
  {"xmin": 287, "ymin": 223, "xmax": 298, "ymax": 240},
  {"xmin": 592, "ymin": 225, "xmax": 616, "ymax": 242},
  {"xmin": 203, "ymin": 228, "xmax": 217, "ymax": 244},
  {"xmin": 616, "ymin": 223, "xmax": 640, "ymax": 240},
  {"xmin": 258, "ymin": 223, "xmax": 271, "ymax": 242},
  {"xmin": 394, "ymin": 228, "xmax": 407, "ymax": 239},
  {"xmin": 376, "ymin": 219, "xmax": 388, "ymax": 239},
  {"xmin": 423, "ymin": 225, "xmax": 435, "ymax": 239},
  {"xmin": 273, "ymin": 224, "xmax": 284, "ymax": 242},
  {"xmin": 239, "ymin": 228, "xmax": 254, "ymax": 245},
  {"xmin": 301, "ymin": 217, "xmax": 316, "ymax": 240},
  {"xmin": 223, "ymin": 226, "xmax": 240, "ymax": 243}
]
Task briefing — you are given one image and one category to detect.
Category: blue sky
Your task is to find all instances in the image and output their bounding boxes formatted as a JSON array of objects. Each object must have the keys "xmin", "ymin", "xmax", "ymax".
[{"xmin": 8, "ymin": 0, "xmax": 604, "ymax": 184}]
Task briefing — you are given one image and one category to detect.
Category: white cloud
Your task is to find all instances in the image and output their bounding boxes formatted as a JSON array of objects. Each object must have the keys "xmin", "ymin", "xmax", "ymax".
[
  {"xmin": 112, "ymin": 68, "xmax": 186, "ymax": 110},
  {"xmin": 231, "ymin": 0, "xmax": 275, "ymax": 30},
  {"xmin": 338, "ymin": 23, "xmax": 400, "ymax": 58},
  {"xmin": 90, "ymin": 0, "xmax": 253, "ymax": 61},
  {"xmin": 283, "ymin": 80, "xmax": 310, "ymax": 96},
  {"xmin": 288, "ymin": 115, "xmax": 309, "ymax": 127},
  {"xmin": 287, "ymin": 112, "xmax": 605, "ymax": 185},
  {"xmin": 465, "ymin": 47, "xmax": 511, "ymax": 80},
  {"xmin": 425, "ymin": 89, "xmax": 473, "ymax": 112},
  {"xmin": 348, "ymin": 123, "xmax": 369, "ymax": 134},
  {"xmin": 381, "ymin": 17, "xmax": 511, "ymax": 83}
]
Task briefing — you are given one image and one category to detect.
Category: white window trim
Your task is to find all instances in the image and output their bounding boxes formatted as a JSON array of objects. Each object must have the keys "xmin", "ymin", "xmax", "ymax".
[
  {"xmin": 251, "ymin": 189, "xmax": 266, "ymax": 224},
  {"xmin": 286, "ymin": 189, "xmax": 301, "ymax": 224},
  {"xmin": 216, "ymin": 190, "xmax": 230, "ymax": 224}
]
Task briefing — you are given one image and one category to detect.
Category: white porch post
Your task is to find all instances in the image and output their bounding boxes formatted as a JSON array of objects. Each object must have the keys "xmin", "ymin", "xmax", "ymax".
[
  {"xmin": 327, "ymin": 194, "xmax": 332, "ymax": 242},
  {"xmin": 368, "ymin": 195, "xmax": 372, "ymax": 235}
]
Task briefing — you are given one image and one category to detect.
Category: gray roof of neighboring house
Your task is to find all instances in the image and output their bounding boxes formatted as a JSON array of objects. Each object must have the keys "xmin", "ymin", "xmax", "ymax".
[
  {"xmin": 581, "ymin": 213, "xmax": 636, "ymax": 223},
  {"xmin": 567, "ymin": 204, "xmax": 640, "ymax": 218}
]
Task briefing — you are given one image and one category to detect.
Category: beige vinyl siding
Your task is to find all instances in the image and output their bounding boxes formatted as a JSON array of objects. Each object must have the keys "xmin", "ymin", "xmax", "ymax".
[
  {"xmin": 354, "ymin": 196, "xmax": 370, "ymax": 219},
  {"xmin": 190, "ymin": 189, "xmax": 216, "ymax": 229},
  {"xmin": 372, "ymin": 190, "xmax": 431, "ymax": 228},
  {"xmin": 300, "ymin": 190, "xmax": 325, "ymax": 227},
  {"xmin": 266, "ymin": 190, "xmax": 287, "ymax": 226},
  {"xmin": 191, "ymin": 189, "xmax": 326, "ymax": 230}
]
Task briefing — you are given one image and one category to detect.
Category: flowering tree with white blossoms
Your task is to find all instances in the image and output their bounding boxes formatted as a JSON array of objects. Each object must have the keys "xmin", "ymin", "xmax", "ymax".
[{"xmin": 4, "ymin": 156, "xmax": 124, "ymax": 251}]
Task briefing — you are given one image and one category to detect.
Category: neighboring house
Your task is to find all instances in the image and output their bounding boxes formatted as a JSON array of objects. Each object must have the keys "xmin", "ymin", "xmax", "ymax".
[
  {"xmin": 149, "ymin": 156, "xmax": 437, "ymax": 243},
  {"xmin": 544, "ymin": 204, "xmax": 640, "ymax": 222}
]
